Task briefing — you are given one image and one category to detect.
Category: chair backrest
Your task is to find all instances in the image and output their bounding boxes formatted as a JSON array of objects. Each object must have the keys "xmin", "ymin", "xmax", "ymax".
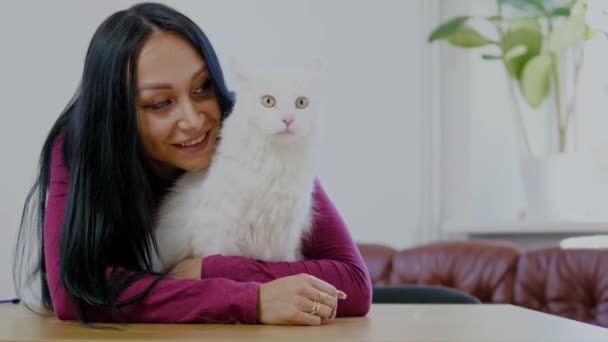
[{"xmin": 372, "ymin": 285, "xmax": 481, "ymax": 304}]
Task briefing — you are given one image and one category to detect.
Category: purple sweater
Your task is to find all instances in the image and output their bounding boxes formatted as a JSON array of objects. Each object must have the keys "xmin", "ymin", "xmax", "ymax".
[{"xmin": 44, "ymin": 135, "xmax": 372, "ymax": 323}]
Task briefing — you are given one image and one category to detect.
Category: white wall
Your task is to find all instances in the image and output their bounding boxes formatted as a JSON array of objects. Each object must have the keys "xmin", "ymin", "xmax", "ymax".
[
  {"xmin": 439, "ymin": 0, "xmax": 474, "ymax": 225},
  {"xmin": 0, "ymin": 0, "xmax": 438, "ymax": 298}
]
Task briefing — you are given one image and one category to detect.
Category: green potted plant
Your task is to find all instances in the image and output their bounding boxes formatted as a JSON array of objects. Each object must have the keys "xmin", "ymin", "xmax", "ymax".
[{"xmin": 429, "ymin": 0, "xmax": 602, "ymax": 221}]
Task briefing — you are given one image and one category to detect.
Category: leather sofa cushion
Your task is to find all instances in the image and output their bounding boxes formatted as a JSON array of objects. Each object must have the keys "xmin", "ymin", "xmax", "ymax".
[
  {"xmin": 390, "ymin": 240, "xmax": 521, "ymax": 303},
  {"xmin": 515, "ymin": 247, "xmax": 608, "ymax": 327},
  {"xmin": 357, "ymin": 243, "xmax": 396, "ymax": 285}
]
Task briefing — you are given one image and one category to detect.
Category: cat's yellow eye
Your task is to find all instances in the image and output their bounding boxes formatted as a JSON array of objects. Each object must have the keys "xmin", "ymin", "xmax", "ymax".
[
  {"xmin": 261, "ymin": 95, "xmax": 276, "ymax": 108},
  {"xmin": 295, "ymin": 96, "xmax": 309, "ymax": 109}
]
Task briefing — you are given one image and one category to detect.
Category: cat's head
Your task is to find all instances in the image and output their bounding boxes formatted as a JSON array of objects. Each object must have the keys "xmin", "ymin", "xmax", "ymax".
[{"xmin": 230, "ymin": 67, "xmax": 321, "ymax": 143}]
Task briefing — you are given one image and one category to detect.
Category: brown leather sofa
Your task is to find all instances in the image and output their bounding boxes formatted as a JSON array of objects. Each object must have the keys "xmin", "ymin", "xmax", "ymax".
[{"xmin": 358, "ymin": 240, "xmax": 608, "ymax": 327}]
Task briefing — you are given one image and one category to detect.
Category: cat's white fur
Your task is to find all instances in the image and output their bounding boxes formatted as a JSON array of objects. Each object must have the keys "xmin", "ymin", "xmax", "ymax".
[{"xmin": 153, "ymin": 68, "xmax": 321, "ymax": 272}]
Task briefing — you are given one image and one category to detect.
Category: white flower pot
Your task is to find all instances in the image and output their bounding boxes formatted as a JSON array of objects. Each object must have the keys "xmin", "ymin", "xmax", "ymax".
[{"xmin": 520, "ymin": 152, "xmax": 593, "ymax": 222}]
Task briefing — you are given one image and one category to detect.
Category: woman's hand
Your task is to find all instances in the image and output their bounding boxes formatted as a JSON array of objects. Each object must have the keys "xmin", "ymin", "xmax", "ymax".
[
  {"xmin": 169, "ymin": 257, "xmax": 202, "ymax": 279},
  {"xmin": 258, "ymin": 273, "xmax": 347, "ymax": 325}
]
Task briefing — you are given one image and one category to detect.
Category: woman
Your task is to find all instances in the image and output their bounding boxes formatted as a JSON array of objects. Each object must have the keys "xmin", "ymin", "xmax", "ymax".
[{"xmin": 13, "ymin": 2, "xmax": 371, "ymax": 325}]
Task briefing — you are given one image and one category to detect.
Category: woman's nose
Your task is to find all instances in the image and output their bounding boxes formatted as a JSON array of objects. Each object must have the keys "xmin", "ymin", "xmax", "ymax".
[{"xmin": 177, "ymin": 100, "xmax": 205, "ymax": 132}]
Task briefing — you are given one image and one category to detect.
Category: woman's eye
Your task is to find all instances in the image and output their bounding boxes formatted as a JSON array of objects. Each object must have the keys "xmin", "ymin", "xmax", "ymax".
[
  {"xmin": 295, "ymin": 96, "xmax": 309, "ymax": 109},
  {"xmin": 261, "ymin": 95, "xmax": 276, "ymax": 108},
  {"xmin": 193, "ymin": 80, "xmax": 212, "ymax": 95},
  {"xmin": 145, "ymin": 99, "xmax": 171, "ymax": 110}
]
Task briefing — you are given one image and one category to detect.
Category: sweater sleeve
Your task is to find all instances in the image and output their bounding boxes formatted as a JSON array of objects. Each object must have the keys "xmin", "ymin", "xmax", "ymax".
[
  {"xmin": 44, "ymin": 135, "xmax": 260, "ymax": 323},
  {"xmin": 201, "ymin": 179, "xmax": 372, "ymax": 316}
]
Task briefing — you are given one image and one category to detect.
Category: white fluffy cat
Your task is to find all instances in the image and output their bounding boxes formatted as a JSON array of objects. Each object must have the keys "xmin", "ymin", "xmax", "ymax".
[{"xmin": 153, "ymin": 67, "xmax": 321, "ymax": 272}]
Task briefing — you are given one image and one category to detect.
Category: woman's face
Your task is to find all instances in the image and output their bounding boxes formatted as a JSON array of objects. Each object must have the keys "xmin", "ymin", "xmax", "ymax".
[{"xmin": 136, "ymin": 31, "xmax": 222, "ymax": 176}]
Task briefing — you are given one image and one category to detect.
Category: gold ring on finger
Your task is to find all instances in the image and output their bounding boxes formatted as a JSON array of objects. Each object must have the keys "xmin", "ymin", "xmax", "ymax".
[{"xmin": 309, "ymin": 300, "xmax": 320, "ymax": 315}]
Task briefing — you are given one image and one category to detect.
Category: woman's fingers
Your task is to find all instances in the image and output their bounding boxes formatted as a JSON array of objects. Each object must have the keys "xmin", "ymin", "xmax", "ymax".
[
  {"xmin": 301, "ymin": 286, "xmax": 337, "ymax": 313},
  {"xmin": 259, "ymin": 275, "xmax": 342, "ymax": 326},
  {"xmin": 297, "ymin": 273, "xmax": 345, "ymax": 322},
  {"xmin": 329, "ymin": 305, "xmax": 337, "ymax": 320},
  {"xmin": 305, "ymin": 275, "xmax": 337, "ymax": 296},
  {"xmin": 293, "ymin": 311, "xmax": 322, "ymax": 326},
  {"xmin": 304, "ymin": 274, "xmax": 347, "ymax": 300},
  {"xmin": 297, "ymin": 296, "xmax": 332, "ymax": 321}
]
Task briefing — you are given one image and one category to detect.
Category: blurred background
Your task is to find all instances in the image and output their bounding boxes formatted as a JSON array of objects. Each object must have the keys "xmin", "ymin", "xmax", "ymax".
[{"xmin": 0, "ymin": 0, "xmax": 607, "ymax": 308}]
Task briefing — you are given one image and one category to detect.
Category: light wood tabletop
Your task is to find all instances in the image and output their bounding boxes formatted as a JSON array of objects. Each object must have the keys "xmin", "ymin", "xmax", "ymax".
[{"xmin": 0, "ymin": 304, "xmax": 605, "ymax": 341}]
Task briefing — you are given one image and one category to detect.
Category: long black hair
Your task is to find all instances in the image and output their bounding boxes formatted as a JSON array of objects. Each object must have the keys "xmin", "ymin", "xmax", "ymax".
[{"xmin": 13, "ymin": 2, "xmax": 234, "ymax": 321}]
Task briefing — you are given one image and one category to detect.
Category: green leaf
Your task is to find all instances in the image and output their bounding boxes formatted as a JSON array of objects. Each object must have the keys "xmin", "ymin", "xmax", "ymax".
[
  {"xmin": 564, "ymin": 0, "xmax": 578, "ymax": 8},
  {"xmin": 548, "ymin": 10, "xmax": 587, "ymax": 55},
  {"xmin": 482, "ymin": 54, "xmax": 502, "ymax": 60},
  {"xmin": 526, "ymin": 0, "xmax": 546, "ymax": 11},
  {"xmin": 571, "ymin": 0, "xmax": 587, "ymax": 17},
  {"xmin": 508, "ymin": 17, "xmax": 541, "ymax": 31},
  {"xmin": 504, "ymin": 45, "xmax": 528, "ymax": 60},
  {"xmin": 520, "ymin": 54, "xmax": 554, "ymax": 108},
  {"xmin": 445, "ymin": 26, "xmax": 494, "ymax": 47},
  {"xmin": 428, "ymin": 16, "xmax": 470, "ymax": 43},
  {"xmin": 585, "ymin": 26, "xmax": 597, "ymax": 40},
  {"xmin": 501, "ymin": 26, "xmax": 542, "ymax": 79},
  {"xmin": 501, "ymin": 0, "xmax": 546, "ymax": 14},
  {"xmin": 551, "ymin": 7, "xmax": 571, "ymax": 16}
]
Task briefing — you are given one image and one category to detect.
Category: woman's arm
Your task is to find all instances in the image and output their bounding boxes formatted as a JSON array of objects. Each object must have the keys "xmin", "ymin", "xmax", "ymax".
[
  {"xmin": 45, "ymin": 136, "xmax": 260, "ymax": 323},
  {"xmin": 200, "ymin": 180, "xmax": 372, "ymax": 316}
]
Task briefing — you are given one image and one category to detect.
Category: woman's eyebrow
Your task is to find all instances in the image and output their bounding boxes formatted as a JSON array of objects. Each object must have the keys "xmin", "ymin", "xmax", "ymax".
[
  {"xmin": 191, "ymin": 64, "xmax": 208, "ymax": 80},
  {"xmin": 138, "ymin": 65, "xmax": 208, "ymax": 92}
]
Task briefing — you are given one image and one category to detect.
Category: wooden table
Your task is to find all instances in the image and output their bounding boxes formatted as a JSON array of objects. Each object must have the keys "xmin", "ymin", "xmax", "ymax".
[{"xmin": 0, "ymin": 304, "xmax": 606, "ymax": 341}]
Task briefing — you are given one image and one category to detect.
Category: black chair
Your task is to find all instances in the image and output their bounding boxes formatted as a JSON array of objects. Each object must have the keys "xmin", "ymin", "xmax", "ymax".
[{"xmin": 372, "ymin": 285, "xmax": 481, "ymax": 304}]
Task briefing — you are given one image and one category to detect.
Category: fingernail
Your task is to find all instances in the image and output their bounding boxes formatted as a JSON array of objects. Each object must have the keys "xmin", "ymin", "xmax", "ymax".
[{"xmin": 337, "ymin": 290, "xmax": 347, "ymax": 299}]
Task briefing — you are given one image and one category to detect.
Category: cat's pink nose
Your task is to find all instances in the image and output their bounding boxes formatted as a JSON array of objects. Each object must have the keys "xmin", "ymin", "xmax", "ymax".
[{"xmin": 282, "ymin": 117, "xmax": 294, "ymax": 127}]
